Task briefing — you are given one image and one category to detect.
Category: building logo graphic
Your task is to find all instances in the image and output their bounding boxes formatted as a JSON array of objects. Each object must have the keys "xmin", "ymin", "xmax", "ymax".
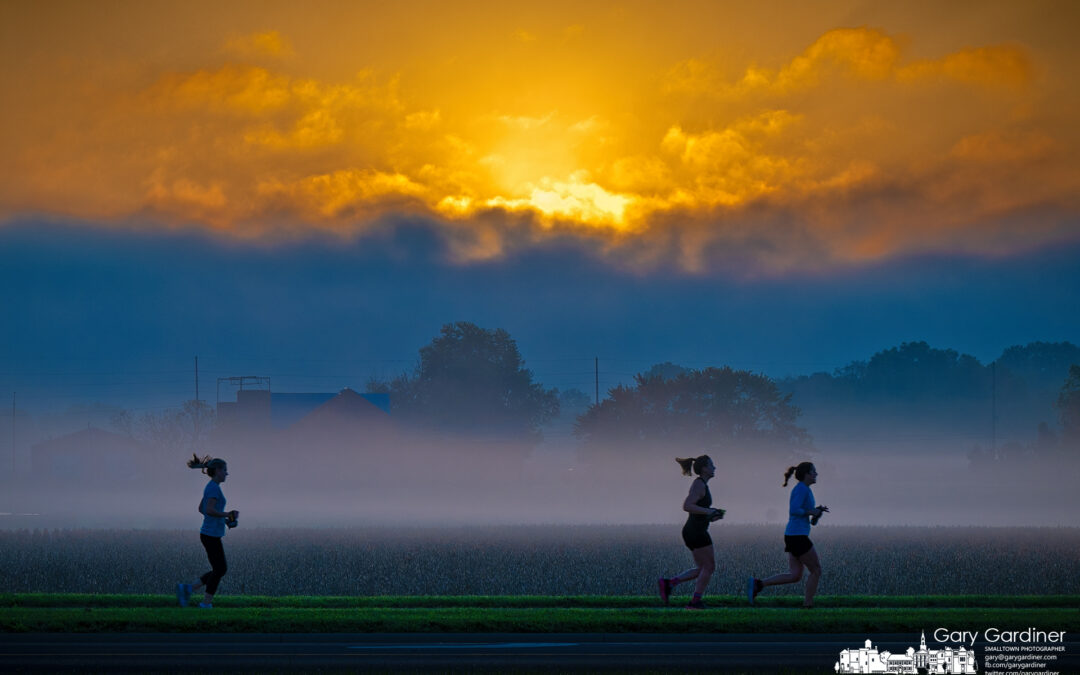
[{"xmin": 835, "ymin": 631, "xmax": 977, "ymax": 673}]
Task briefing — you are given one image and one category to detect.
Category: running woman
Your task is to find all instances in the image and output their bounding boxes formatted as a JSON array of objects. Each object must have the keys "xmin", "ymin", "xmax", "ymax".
[
  {"xmin": 177, "ymin": 455, "xmax": 238, "ymax": 609},
  {"xmin": 747, "ymin": 462, "xmax": 828, "ymax": 608},
  {"xmin": 657, "ymin": 455, "xmax": 724, "ymax": 610}
]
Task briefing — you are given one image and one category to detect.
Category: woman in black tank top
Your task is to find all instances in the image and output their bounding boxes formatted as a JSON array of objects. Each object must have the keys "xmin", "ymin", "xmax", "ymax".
[{"xmin": 657, "ymin": 455, "xmax": 724, "ymax": 610}]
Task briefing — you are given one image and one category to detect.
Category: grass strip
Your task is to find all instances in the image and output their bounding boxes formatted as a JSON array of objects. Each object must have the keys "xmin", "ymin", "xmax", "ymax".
[
  {"xmin": 1, "ymin": 607, "xmax": 1077, "ymax": 634},
  {"xmin": 1, "ymin": 593, "xmax": 1078, "ymax": 609}
]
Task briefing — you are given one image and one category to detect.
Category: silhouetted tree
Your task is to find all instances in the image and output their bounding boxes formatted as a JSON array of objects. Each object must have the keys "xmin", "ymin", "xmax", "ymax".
[
  {"xmin": 390, "ymin": 322, "xmax": 559, "ymax": 441},
  {"xmin": 642, "ymin": 362, "xmax": 690, "ymax": 381},
  {"xmin": 998, "ymin": 342, "xmax": 1080, "ymax": 391},
  {"xmin": 785, "ymin": 341, "xmax": 1080, "ymax": 457},
  {"xmin": 129, "ymin": 399, "xmax": 216, "ymax": 460},
  {"xmin": 575, "ymin": 366, "xmax": 811, "ymax": 458},
  {"xmin": 556, "ymin": 388, "xmax": 592, "ymax": 418},
  {"xmin": 363, "ymin": 376, "xmax": 391, "ymax": 394},
  {"xmin": 783, "ymin": 341, "xmax": 991, "ymax": 408},
  {"xmin": 854, "ymin": 341, "xmax": 987, "ymax": 399}
]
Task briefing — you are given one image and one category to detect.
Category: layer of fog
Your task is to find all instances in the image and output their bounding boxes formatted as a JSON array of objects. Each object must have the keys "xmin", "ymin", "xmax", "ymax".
[{"xmin": 2, "ymin": 430, "xmax": 1075, "ymax": 530}]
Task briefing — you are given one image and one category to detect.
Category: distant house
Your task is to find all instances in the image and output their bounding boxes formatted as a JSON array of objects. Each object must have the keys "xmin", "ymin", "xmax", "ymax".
[
  {"xmin": 273, "ymin": 390, "xmax": 390, "ymax": 430},
  {"xmin": 214, "ymin": 387, "xmax": 394, "ymax": 471},
  {"xmin": 32, "ymin": 427, "xmax": 147, "ymax": 482},
  {"xmin": 285, "ymin": 388, "xmax": 391, "ymax": 436},
  {"xmin": 217, "ymin": 387, "xmax": 390, "ymax": 434},
  {"xmin": 212, "ymin": 387, "xmax": 395, "ymax": 485}
]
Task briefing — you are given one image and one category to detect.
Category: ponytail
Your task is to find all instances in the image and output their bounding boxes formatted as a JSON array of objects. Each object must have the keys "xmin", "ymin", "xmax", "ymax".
[
  {"xmin": 188, "ymin": 453, "xmax": 226, "ymax": 477},
  {"xmin": 783, "ymin": 461, "xmax": 814, "ymax": 486},
  {"xmin": 782, "ymin": 466, "xmax": 796, "ymax": 486},
  {"xmin": 676, "ymin": 455, "xmax": 712, "ymax": 477}
]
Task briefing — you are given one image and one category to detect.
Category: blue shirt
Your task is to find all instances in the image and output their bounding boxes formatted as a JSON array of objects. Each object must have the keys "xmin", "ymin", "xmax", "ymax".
[
  {"xmin": 785, "ymin": 481, "xmax": 815, "ymax": 536},
  {"xmin": 200, "ymin": 480, "xmax": 227, "ymax": 538}
]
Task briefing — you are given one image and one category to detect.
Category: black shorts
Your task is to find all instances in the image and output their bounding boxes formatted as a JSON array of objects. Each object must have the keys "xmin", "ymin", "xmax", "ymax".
[
  {"xmin": 784, "ymin": 535, "xmax": 813, "ymax": 557},
  {"xmin": 682, "ymin": 526, "xmax": 712, "ymax": 551}
]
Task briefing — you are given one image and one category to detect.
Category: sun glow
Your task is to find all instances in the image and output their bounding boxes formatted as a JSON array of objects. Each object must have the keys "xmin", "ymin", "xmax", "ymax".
[
  {"xmin": 484, "ymin": 176, "xmax": 632, "ymax": 229},
  {"xmin": 435, "ymin": 176, "xmax": 633, "ymax": 230},
  {"xmin": 2, "ymin": 1, "xmax": 1078, "ymax": 270}
]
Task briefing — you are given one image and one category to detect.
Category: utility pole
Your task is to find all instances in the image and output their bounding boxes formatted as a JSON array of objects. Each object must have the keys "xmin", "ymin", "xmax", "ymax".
[
  {"xmin": 594, "ymin": 357, "xmax": 599, "ymax": 406},
  {"xmin": 11, "ymin": 392, "xmax": 15, "ymax": 476},
  {"xmin": 195, "ymin": 356, "xmax": 200, "ymax": 403}
]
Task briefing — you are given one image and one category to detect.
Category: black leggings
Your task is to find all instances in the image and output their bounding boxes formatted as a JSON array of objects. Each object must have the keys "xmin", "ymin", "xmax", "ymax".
[{"xmin": 199, "ymin": 534, "xmax": 228, "ymax": 595}]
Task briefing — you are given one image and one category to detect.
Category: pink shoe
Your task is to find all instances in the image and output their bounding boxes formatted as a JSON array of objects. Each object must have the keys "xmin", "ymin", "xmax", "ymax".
[{"xmin": 657, "ymin": 577, "xmax": 672, "ymax": 605}]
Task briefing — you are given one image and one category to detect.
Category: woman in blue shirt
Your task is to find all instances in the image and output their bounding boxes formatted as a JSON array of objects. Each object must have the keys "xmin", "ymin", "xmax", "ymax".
[
  {"xmin": 746, "ymin": 462, "xmax": 828, "ymax": 608},
  {"xmin": 177, "ymin": 455, "xmax": 238, "ymax": 609}
]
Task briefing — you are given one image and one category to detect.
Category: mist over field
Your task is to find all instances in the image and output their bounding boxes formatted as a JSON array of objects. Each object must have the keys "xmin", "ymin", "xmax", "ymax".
[
  {"xmin": 2, "ymin": 326, "xmax": 1078, "ymax": 531},
  {"xmin": 2, "ymin": 431, "xmax": 1076, "ymax": 530}
]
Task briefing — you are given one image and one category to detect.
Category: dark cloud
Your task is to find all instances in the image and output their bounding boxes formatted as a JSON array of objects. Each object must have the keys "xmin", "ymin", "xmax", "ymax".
[{"xmin": 2, "ymin": 219, "xmax": 1079, "ymax": 416}]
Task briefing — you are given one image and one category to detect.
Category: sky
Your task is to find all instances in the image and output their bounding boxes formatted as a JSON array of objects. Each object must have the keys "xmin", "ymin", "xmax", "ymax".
[{"xmin": 2, "ymin": 0, "xmax": 1080, "ymax": 413}]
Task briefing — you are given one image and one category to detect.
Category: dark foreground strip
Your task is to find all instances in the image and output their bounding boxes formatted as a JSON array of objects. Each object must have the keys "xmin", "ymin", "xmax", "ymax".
[{"xmin": 2, "ymin": 633, "xmax": 1078, "ymax": 674}]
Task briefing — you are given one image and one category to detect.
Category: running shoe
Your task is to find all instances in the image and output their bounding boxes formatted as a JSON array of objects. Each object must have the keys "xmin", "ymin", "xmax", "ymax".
[
  {"xmin": 685, "ymin": 599, "xmax": 707, "ymax": 610},
  {"xmin": 198, "ymin": 602, "xmax": 213, "ymax": 609},
  {"xmin": 176, "ymin": 583, "xmax": 191, "ymax": 608},
  {"xmin": 657, "ymin": 577, "xmax": 672, "ymax": 605}
]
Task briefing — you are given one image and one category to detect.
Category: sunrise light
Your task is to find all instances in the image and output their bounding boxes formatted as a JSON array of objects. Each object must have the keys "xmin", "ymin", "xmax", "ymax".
[{"xmin": 2, "ymin": 2, "xmax": 1077, "ymax": 271}]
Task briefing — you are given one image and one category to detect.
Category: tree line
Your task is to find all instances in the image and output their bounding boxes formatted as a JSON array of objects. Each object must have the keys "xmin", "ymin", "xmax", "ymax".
[
  {"xmin": 365, "ymin": 324, "xmax": 1080, "ymax": 462},
  {"xmin": 31, "ymin": 323, "xmax": 1078, "ymax": 464}
]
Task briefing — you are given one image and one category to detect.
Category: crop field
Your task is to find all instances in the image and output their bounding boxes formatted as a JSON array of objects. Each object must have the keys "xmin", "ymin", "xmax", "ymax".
[{"xmin": 1, "ymin": 525, "xmax": 1078, "ymax": 597}]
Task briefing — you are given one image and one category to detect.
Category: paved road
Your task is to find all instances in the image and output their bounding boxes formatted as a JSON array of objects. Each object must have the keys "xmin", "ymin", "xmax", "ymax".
[{"xmin": 2, "ymin": 632, "xmax": 1077, "ymax": 673}]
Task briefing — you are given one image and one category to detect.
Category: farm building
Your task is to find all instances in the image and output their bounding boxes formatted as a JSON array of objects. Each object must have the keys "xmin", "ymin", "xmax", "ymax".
[
  {"xmin": 212, "ymin": 387, "xmax": 396, "ymax": 483},
  {"xmin": 216, "ymin": 386, "xmax": 390, "ymax": 434}
]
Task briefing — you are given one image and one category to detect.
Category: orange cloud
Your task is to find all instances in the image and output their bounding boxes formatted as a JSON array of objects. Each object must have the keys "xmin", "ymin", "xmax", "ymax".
[
  {"xmin": 898, "ymin": 45, "xmax": 1032, "ymax": 88},
  {"xmin": 949, "ymin": 129, "xmax": 1055, "ymax": 163},
  {"xmin": 145, "ymin": 65, "xmax": 294, "ymax": 115},
  {"xmin": 224, "ymin": 30, "xmax": 294, "ymax": 59},
  {"xmin": 773, "ymin": 28, "xmax": 902, "ymax": 89},
  {"xmin": 1, "ymin": 4, "xmax": 1077, "ymax": 275},
  {"xmin": 669, "ymin": 28, "xmax": 1033, "ymax": 97},
  {"xmin": 261, "ymin": 169, "xmax": 428, "ymax": 221}
]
